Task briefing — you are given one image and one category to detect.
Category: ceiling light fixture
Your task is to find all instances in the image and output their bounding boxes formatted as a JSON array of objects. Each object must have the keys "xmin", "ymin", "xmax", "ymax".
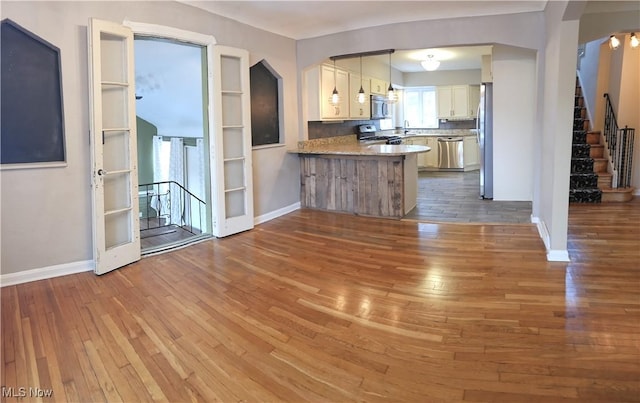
[
  {"xmin": 421, "ymin": 54, "xmax": 440, "ymax": 71},
  {"xmin": 357, "ymin": 55, "xmax": 366, "ymax": 104},
  {"xmin": 387, "ymin": 51, "xmax": 396, "ymax": 103},
  {"xmin": 331, "ymin": 58, "xmax": 340, "ymax": 105},
  {"xmin": 609, "ymin": 35, "xmax": 620, "ymax": 50},
  {"xmin": 630, "ymin": 33, "xmax": 639, "ymax": 49}
]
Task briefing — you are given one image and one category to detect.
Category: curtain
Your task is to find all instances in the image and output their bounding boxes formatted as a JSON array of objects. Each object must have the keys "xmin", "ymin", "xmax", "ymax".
[
  {"xmin": 186, "ymin": 139, "xmax": 206, "ymax": 232},
  {"xmin": 169, "ymin": 137, "xmax": 185, "ymax": 225},
  {"xmin": 193, "ymin": 139, "xmax": 205, "ymax": 200},
  {"xmin": 150, "ymin": 136, "xmax": 165, "ymax": 217}
]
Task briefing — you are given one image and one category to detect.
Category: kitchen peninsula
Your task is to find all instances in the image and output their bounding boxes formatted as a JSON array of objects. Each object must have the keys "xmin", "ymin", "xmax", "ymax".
[{"xmin": 289, "ymin": 135, "xmax": 430, "ymax": 218}]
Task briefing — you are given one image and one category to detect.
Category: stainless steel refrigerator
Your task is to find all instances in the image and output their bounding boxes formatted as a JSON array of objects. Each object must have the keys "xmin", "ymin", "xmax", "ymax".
[{"xmin": 478, "ymin": 83, "xmax": 493, "ymax": 199}]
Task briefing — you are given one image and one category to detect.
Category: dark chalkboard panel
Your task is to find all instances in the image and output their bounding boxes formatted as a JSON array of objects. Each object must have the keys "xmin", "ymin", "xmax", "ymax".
[
  {"xmin": 1, "ymin": 19, "xmax": 65, "ymax": 165},
  {"xmin": 250, "ymin": 61, "xmax": 280, "ymax": 146}
]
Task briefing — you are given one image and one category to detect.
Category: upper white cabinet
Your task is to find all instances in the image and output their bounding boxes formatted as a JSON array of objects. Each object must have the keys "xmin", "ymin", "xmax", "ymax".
[
  {"xmin": 349, "ymin": 73, "xmax": 370, "ymax": 119},
  {"xmin": 481, "ymin": 54, "xmax": 493, "ymax": 83},
  {"xmin": 305, "ymin": 62, "xmax": 398, "ymax": 121},
  {"xmin": 437, "ymin": 85, "xmax": 480, "ymax": 119},
  {"xmin": 370, "ymin": 77, "xmax": 388, "ymax": 96},
  {"xmin": 305, "ymin": 64, "xmax": 349, "ymax": 120},
  {"xmin": 468, "ymin": 85, "xmax": 480, "ymax": 118}
]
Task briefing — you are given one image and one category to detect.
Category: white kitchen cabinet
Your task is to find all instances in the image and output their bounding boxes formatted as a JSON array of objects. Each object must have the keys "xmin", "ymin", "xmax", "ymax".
[
  {"xmin": 463, "ymin": 135, "xmax": 480, "ymax": 170},
  {"xmin": 370, "ymin": 77, "xmax": 388, "ymax": 95},
  {"xmin": 349, "ymin": 73, "xmax": 370, "ymax": 119},
  {"xmin": 437, "ymin": 85, "xmax": 480, "ymax": 119},
  {"xmin": 423, "ymin": 137, "xmax": 439, "ymax": 168},
  {"xmin": 481, "ymin": 54, "xmax": 493, "ymax": 83},
  {"xmin": 468, "ymin": 85, "xmax": 480, "ymax": 118},
  {"xmin": 409, "ymin": 137, "xmax": 427, "ymax": 168},
  {"xmin": 305, "ymin": 64, "xmax": 349, "ymax": 120},
  {"xmin": 403, "ymin": 137, "xmax": 438, "ymax": 169}
]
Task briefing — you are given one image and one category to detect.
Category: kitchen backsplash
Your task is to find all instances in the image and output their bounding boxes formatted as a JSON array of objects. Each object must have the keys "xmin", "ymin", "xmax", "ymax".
[
  {"xmin": 308, "ymin": 118, "xmax": 476, "ymax": 139},
  {"xmin": 438, "ymin": 119, "xmax": 476, "ymax": 130},
  {"xmin": 307, "ymin": 120, "xmax": 375, "ymax": 139}
]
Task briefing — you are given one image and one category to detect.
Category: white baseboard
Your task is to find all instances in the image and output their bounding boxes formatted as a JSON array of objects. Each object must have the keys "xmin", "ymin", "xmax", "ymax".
[
  {"xmin": 531, "ymin": 215, "xmax": 570, "ymax": 262},
  {"xmin": 546, "ymin": 249, "xmax": 571, "ymax": 262},
  {"xmin": 1, "ymin": 204, "xmax": 302, "ymax": 287},
  {"xmin": 254, "ymin": 202, "xmax": 300, "ymax": 225},
  {"xmin": 634, "ymin": 189, "xmax": 640, "ymax": 196},
  {"xmin": 1, "ymin": 260, "xmax": 94, "ymax": 287}
]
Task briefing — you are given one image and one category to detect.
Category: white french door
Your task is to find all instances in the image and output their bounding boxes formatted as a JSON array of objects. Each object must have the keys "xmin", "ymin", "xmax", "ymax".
[
  {"xmin": 88, "ymin": 19, "xmax": 254, "ymax": 270},
  {"xmin": 210, "ymin": 46, "xmax": 254, "ymax": 237},
  {"xmin": 88, "ymin": 19, "xmax": 140, "ymax": 274}
]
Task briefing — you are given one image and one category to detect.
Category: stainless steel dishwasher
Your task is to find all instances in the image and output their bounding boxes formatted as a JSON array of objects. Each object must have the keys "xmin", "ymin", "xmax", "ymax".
[{"xmin": 438, "ymin": 137, "xmax": 464, "ymax": 169}]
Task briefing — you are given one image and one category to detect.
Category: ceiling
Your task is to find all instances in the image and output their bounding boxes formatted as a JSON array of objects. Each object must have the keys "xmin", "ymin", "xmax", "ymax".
[
  {"xmin": 381, "ymin": 46, "xmax": 494, "ymax": 73},
  {"xmin": 180, "ymin": 1, "xmax": 640, "ymax": 72},
  {"xmin": 181, "ymin": 1, "xmax": 548, "ymax": 40},
  {"xmin": 181, "ymin": 1, "xmax": 546, "ymax": 72}
]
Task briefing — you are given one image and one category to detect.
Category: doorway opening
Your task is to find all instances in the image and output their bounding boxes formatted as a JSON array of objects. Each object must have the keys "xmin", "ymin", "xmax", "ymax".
[{"xmin": 134, "ymin": 36, "xmax": 212, "ymax": 253}]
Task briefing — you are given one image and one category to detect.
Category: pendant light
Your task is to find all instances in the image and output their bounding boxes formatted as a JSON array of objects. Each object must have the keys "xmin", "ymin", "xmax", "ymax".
[
  {"xmin": 387, "ymin": 51, "xmax": 396, "ymax": 103},
  {"xmin": 630, "ymin": 33, "xmax": 639, "ymax": 49},
  {"xmin": 331, "ymin": 58, "xmax": 340, "ymax": 105},
  {"xmin": 609, "ymin": 35, "xmax": 620, "ymax": 50},
  {"xmin": 357, "ymin": 55, "xmax": 366, "ymax": 104}
]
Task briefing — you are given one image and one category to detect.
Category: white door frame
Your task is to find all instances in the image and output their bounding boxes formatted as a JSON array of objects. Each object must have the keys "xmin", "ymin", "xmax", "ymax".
[
  {"xmin": 123, "ymin": 20, "xmax": 217, "ymax": 236},
  {"xmin": 123, "ymin": 21, "xmax": 255, "ymax": 240}
]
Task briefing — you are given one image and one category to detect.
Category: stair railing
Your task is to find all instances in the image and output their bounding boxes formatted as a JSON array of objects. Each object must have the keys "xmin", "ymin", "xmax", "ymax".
[
  {"xmin": 139, "ymin": 181, "xmax": 206, "ymax": 235},
  {"xmin": 603, "ymin": 93, "xmax": 635, "ymax": 188}
]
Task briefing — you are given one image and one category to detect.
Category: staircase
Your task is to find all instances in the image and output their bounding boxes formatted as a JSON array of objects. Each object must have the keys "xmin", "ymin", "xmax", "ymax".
[
  {"xmin": 570, "ymin": 78, "xmax": 635, "ymax": 203},
  {"xmin": 570, "ymin": 80, "xmax": 602, "ymax": 203}
]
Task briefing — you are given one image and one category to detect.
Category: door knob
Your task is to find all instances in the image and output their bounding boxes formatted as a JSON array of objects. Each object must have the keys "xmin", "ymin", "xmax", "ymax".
[{"xmin": 97, "ymin": 169, "xmax": 106, "ymax": 176}]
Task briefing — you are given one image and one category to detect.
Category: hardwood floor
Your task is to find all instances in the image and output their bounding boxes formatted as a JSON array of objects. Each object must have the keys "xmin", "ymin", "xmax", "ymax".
[
  {"xmin": 404, "ymin": 171, "xmax": 533, "ymax": 224},
  {"xmin": 2, "ymin": 200, "xmax": 639, "ymax": 402}
]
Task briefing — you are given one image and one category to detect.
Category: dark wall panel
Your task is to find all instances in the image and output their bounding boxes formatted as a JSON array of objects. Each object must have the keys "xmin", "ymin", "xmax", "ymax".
[
  {"xmin": 250, "ymin": 62, "xmax": 279, "ymax": 146},
  {"xmin": 1, "ymin": 19, "xmax": 65, "ymax": 164}
]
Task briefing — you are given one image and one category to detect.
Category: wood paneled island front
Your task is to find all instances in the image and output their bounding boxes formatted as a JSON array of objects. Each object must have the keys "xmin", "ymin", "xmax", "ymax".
[{"xmin": 289, "ymin": 137, "xmax": 430, "ymax": 218}]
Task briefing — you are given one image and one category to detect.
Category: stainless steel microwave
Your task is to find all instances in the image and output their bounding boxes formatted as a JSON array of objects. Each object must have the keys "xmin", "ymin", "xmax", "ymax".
[{"xmin": 371, "ymin": 95, "xmax": 391, "ymax": 119}]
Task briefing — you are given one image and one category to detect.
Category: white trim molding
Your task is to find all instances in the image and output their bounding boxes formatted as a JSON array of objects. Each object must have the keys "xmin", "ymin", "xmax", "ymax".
[
  {"xmin": 0, "ymin": 260, "xmax": 94, "ymax": 287},
  {"xmin": 123, "ymin": 20, "xmax": 216, "ymax": 45},
  {"xmin": 254, "ymin": 202, "xmax": 300, "ymax": 225},
  {"xmin": 531, "ymin": 215, "xmax": 571, "ymax": 262},
  {"xmin": 546, "ymin": 249, "xmax": 571, "ymax": 262}
]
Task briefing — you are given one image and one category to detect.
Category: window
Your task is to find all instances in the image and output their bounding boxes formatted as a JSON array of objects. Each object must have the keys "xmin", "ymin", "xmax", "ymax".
[
  {"xmin": 403, "ymin": 87, "xmax": 438, "ymax": 129},
  {"xmin": 249, "ymin": 60, "xmax": 282, "ymax": 146}
]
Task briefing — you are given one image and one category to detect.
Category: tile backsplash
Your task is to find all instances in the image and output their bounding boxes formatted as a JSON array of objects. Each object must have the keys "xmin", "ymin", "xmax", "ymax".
[{"xmin": 308, "ymin": 118, "xmax": 476, "ymax": 139}]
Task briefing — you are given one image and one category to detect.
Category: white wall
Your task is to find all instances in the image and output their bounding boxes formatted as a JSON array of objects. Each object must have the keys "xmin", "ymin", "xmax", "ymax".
[
  {"xmin": 535, "ymin": 1, "xmax": 581, "ymax": 259},
  {"xmin": 577, "ymin": 37, "xmax": 604, "ymax": 125},
  {"xmin": 615, "ymin": 35, "xmax": 640, "ymax": 189},
  {"xmin": 492, "ymin": 45, "xmax": 537, "ymax": 201},
  {"xmin": 0, "ymin": 1, "xmax": 301, "ymax": 275},
  {"xmin": 402, "ymin": 69, "xmax": 481, "ymax": 87}
]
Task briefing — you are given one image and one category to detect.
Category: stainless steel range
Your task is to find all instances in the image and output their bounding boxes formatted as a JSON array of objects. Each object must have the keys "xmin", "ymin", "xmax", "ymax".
[{"xmin": 357, "ymin": 124, "xmax": 402, "ymax": 145}]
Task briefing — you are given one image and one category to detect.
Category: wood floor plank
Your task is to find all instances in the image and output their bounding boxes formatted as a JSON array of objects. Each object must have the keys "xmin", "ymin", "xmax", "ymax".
[{"xmin": 2, "ymin": 200, "xmax": 639, "ymax": 401}]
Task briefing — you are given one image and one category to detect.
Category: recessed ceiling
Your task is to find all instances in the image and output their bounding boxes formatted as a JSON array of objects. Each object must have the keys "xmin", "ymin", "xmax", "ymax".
[
  {"xmin": 392, "ymin": 46, "xmax": 494, "ymax": 72},
  {"xmin": 181, "ymin": 1, "xmax": 548, "ymax": 40}
]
